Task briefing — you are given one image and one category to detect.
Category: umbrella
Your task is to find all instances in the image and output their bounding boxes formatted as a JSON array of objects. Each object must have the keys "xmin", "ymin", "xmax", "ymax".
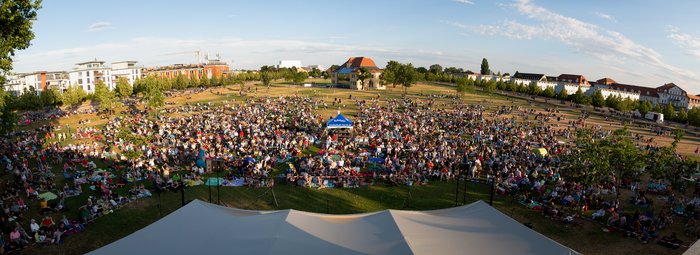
[
  {"xmin": 205, "ymin": 178, "xmax": 223, "ymax": 186},
  {"xmin": 244, "ymin": 157, "xmax": 256, "ymax": 164},
  {"xmin": 39, "ymin": 192, "xmax": 58, "ymax": 201}
]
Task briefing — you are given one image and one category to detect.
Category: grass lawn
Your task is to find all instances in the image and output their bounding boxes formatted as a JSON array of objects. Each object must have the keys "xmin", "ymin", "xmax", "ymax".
[{"xmin": 12, "ymin": 80, "xmax": 698, "ymax": 255}]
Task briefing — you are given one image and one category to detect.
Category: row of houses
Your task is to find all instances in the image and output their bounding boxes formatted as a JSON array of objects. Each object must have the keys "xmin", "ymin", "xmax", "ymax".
[
  {"xmin": 458, "ymin": 71, "xmax": 700, "ymax": 110},
  {"xmin": 5, "ymin": 55, "xmax": 230, "ymax": 96}
]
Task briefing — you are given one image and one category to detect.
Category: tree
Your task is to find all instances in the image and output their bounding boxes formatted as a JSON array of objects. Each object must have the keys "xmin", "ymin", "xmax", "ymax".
[
  {"xmin": 571, "ymin": 88, "xmax": 590, "ymax": 105},
  {"xmin": 527, "ymin": 81, "xmax": 541, "ymax": 95},
  {"xmin": 62, "ymin": 85, "xmax": 86, "ymax": 107},
  {"xmin": 556, "ymin": 88, "xmax": 569, "ymax": 100},
  {"xmin": 0, "ymin": 0, "xmax": 42, "ymax": 84},
  {"xmin": 652, "ymin": 103, "xmax": 663, "ymax": 113},
  {"xmin": 541, "ymin": 86, "xmax": 556, "ymax": 98},
  {"xmin": 591, "ymin": 90, "xmax": 605, "ymax": 108},
  {"xmin": 637, "ymin": 100, "xmax": 652, "ymax": 116},
  {"xmin": 455, "ymin": 78, "xmax": 473, "ymax": 96},
  {"xmin": 677, "ymin": 108, "xmax": 688, "ymax": 123},
  {"xmin": 429, "ymin": 64, "xmax": 443, "ymax": 74},
  {"xmin": 395, "ymin": 63, "xmax": 418, "ymax": 94},
  {"xmin": 663, "ymin": 103, "xmax": 677, "ymax": 121},
  {"xmin": 93, "ymin": 80, "xmax": 109, "ymax": 100},
  {"xmin": 40, "ymin": 87, "xmax": 59, "ymax": 107},
  {"xmin": 483, "ymin": 80, "xmax": 497, "ymax": 93},
  {"xmin": 380, "ymin": 60, "xmax": 401, "ymax": 87},
  {"xmin": 356, "ymin": 67, "xmax": 373, "ymax": 90},
  {"xmin": 480, "ymin": 58, "xmax": 490, "ymax": 75},
  {"xmin": 115, "ymin": 77, "xmax": 133, "ymax": 98},
  {"xmin": 261, "ymin": 71, "xmax": 273, "ymax": 90},
  {"xmin": 605, "ymin": 95, "xmax": 620, "ymax": 110}
]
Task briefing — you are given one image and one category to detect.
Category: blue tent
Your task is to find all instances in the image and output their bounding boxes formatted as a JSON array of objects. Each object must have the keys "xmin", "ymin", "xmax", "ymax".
[{"xmin": 327, "ymin": 114, "xmax": 353, "ymax": 129}]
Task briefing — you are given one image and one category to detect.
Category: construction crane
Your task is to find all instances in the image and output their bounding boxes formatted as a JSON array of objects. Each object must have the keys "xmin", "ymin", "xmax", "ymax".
[{"xmin": 160, "ymin": 49, "xmax": 202, "ymax": 65}]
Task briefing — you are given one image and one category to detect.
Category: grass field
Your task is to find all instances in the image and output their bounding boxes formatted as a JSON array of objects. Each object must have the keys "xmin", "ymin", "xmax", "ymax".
[{"xmin": 12, "ymin": 80, "xmax": 699, "ymax": 255}]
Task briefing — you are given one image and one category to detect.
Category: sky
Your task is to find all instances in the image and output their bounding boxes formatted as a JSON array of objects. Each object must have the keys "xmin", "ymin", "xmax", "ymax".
[{"xmin": 11, "ymin": 0, "xmax": 700, "ymax": 93}]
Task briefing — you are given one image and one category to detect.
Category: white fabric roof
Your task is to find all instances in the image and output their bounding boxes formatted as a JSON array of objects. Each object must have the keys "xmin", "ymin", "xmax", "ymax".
[{"xmin": 89, "ymin": 200, "xmax": 579, "ymax": 255}]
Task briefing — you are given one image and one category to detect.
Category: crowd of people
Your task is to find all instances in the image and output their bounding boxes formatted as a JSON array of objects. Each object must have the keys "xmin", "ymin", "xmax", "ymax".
[{"xmin": 0, "ymin": 90, "xmax": 698, "ymax": 252}]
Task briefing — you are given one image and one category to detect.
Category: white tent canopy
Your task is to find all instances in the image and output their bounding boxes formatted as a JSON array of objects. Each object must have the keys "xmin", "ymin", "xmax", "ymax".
[{"xmin": 89, "ymin": 200, "xmax": 579, "ymax": 255}]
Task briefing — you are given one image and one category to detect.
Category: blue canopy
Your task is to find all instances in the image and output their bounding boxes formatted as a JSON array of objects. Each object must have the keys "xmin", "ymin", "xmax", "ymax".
[{"xmin": 327, "ymin": 114, "xmax": 353, "ymax": 129}]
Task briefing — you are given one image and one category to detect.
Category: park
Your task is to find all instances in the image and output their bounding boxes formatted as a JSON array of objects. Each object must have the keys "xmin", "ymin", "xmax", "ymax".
[{"xmin": 1, "ymin": 76, "xmax": 699, "ymax": 254}]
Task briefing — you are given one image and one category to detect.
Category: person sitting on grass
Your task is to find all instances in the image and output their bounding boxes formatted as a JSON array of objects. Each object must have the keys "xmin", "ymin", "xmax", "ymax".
[
  {"xmin": 40, "ymin": 199, "xmax": 58, "ymax": 214},
  {"xmin": 41, "ymin": 216, "xmax": 56, "ymax": 230},
  {"xmin": 10, "ymin": 226, "xmax": 28, "ymax": 248}
]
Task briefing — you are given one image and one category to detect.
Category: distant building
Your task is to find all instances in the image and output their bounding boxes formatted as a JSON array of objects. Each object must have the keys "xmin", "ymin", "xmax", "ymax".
[
  {"xmin": 511, "ymin": 72, "xmax": 558, "ymax": 91},
  {"xmin": 554, "ymin": 74, "xmax": 590, "ymax": 95},
  {"xmin": 145, "ymin": 55, "xmax": 229, "ymax": 80},
  {"xmin": 68, "ymin": 60, "xmax": 112, "ymax": 93},
  {"xmin": 306, "ymin": 65, "xmax": 326, "ymax": 71},
  {"xmin": 277, "ymin": 60, "xmax": 302, "ymax": 69},
  {"xmin": 5, "ymin": 71, "xmax": 69, "ymax": 95},
  {"xmin": 110, "ymin": 61, "xmax": 142, "ymax": 89},
  {"xmin": 331, "ymin": 57, "xmax": 384, "ymax": 90},
  {"xmin": 655, "ymin": 83, "xmax": 688, "ymax": 109},
  {"xmin": 588, "ymin": 78, "xmax": 641, "ymax": 101}
]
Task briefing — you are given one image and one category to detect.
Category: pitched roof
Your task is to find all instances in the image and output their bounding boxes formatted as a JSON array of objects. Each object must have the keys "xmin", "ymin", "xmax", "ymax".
[
  {"xmin": 688, "ymin": 94, "xmax": 700, "ymax": 101},
  {"xmin": 596, "ymin": 78, "xmax": 616, "ymax": 85},
  {"xmin": 556, "ymin": 74, "xmax": 589, "ymax": 85},
  {"xmin": 342, "ymin": 57, "xmax": 378, "ymax": 69},
  {"xmin": 606, "ymin": 83, "xmax": 658, "ymax": 97},
  {"xmin": 656, "ymin": 83, "xmax": 686, "ymax": 95},
  {"xmin": 512, "ymin": 72, "xmax": 545, "ymax": 81}
]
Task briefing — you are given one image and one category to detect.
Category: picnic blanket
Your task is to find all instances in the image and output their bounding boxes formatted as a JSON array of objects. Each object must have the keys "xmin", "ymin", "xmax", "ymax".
[
  {"xmin": 205, "ymin": 178, "xmax": 224, "ymax": 186},
  {"xmin": 39, "ymin": 192, "xmax": 58, "ymax": 201}
]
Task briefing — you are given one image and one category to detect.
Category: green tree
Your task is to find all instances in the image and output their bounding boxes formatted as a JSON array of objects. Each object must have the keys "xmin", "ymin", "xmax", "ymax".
[
  {"xmin": 636, "ymin": 100, "xmax": 651, "ymax": 116},
  {"xmin": 483, "ymin": 80, "xmax": 497, "ymax": 93},
  {"xmin": 395, "ymin": 63, "xmax": 418, "ymax": 94},
  {"xmin": 591, "ymin": 90, "xmax": 605, "ymax": 108},
  {"xmin": 62, "ymin": 85, "xmax": 86, "ymax": 107},
  {"xmin": 480, "ymin": 58, "xmax": 490, "ymax": 75},
  {"xmin": 677, "ymin": 108, "xmax": 688, "ymax": 123},
  {"xmin": 0, "ymin": 0, "xmax": 41, "ymax": 84},
  {"xmin": 689, "ymin": 108, "xmax": 700, "ymax": 126},
  {"xmin": 356, "ymin": 67, "xmax": 373, "ymax": 90},
  {"xmin": 556, "ymin": 88, "xmax": 569, "ymax": 100},
  {"xmin": 429, "ymin": 64, "xmax": 443, "ymax": 74},
  {"xmin": 571, "ymin": 88, "xmax": 590, "ymax": 105},
  {"xmin": 261, "ymin": 71, "xmax": 273, "ymax": 90},
  {"xmin": 652, "ymin": 103, "xmax": 663, "ymax": 113},
  {"xmin": 527, "ymin": 81, "xmax": 541, "ymax": 95},
  {"xmin": 200, "ymin": 74, "xmax": 210, "ymax": 87},
  {"xmin": 455, "ymin": 77, "xmax": 474, "ymax": 96},
  {"xmin": 93, "ymin": 80, "xmax": 109, "ymax": 100},
  {"xmin": 115, "ymin": 77, "xmax": 133, "ymax": 98},
  {"xmin": 40, "ymin": 87, "xmax": 59, "ymax": 106},
  {"xmin": 380, "ymin": 60, "xmax": 401, "ymax": 87},
  {"xmin": 663, "ymin": 103, "xmax": 677, "ymax": 121},
  {"xmin": 541, "ymin": 86, "xmax": 556, "ymax": 98},
  {"xmin": 605, "ymin": 95, "xmax": 620, "ymax": 110}
]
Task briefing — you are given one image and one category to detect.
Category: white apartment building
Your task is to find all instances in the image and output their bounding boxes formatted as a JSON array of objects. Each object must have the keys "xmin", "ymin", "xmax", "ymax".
[
  {"xmin": 277, "ymin": 60, "xmax": 302, "ymax": 69},
  {"xmin": 4, "ymin": 71, "xmax": 69, "ymax": 95},
  {"xmin": 110, "ymin": 61, "xmax": 141, "ymax": 89},
  {"xmin": 68, "ymin": 60, "xmax": 112, "ymax": 93}
]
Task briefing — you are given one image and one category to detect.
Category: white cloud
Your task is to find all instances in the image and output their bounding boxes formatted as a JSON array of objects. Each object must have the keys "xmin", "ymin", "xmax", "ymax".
[
  {"xmin": 453, "ymin": 0, "xmax": 474, "ymax": 5},
  {"xmin": 88, "ymin": 22, "xmax": 112, "ymax": 32},
  {"xmin": 13, "ymin": 37, "xmax": 467, "ymax": 72},
  {"xmin": 668, "ymin": 26, "xmax": 700, "ymax": 60},
  {"xmin": 594, "ymin": 12, "xmax": 617, "ymax": 23},
  {"xmin": 448, "ymin": 0, "xmax": 698, "ymax": 85}
]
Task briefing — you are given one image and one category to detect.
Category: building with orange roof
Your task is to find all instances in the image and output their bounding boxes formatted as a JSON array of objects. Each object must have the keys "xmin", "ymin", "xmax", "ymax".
[{"xmin": 331, "ymin": 57, "xmax": 384, "ymax": 90}]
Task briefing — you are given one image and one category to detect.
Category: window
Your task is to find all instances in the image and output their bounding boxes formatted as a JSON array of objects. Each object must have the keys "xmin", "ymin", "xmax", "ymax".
[
  {"xmin": 78, "ymin": 79, "xmax": 83, "ymax": 84},
  {"xmin": 87, "ymin": 85, "xmax": 91, "ymax": 91},
  {"xmin": 87, "ymin": 78, "xmax": 90, "ymax": 84}
]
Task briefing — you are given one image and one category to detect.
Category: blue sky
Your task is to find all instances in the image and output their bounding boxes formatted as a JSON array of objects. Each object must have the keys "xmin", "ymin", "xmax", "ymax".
[{"xmin": 12, "ymin": 0, "xmax": 700, "ymax": 92}]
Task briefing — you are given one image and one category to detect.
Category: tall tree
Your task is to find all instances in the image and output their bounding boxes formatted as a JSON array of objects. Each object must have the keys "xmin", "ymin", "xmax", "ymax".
[
  {"xmin": 261, "ymin": 71, "xmax": 273, "ymax": 90},
  {"xmin": 395, "ymin": 63, "xmax": 418, "ymax": 94},
  {"xmin": 0, "ymin": 0, "xmax": 42, "ymax": 84},
  {"xmin": 663, "ymin": 103, "xmax": 677, "ymax": 121},
  {"xmin": 115, "ymin": 77, "xmax": 133, "ymax": 98},
  {"xmin": 380, "ymin": 60, "xmax": 401, "ymax": 87},
  {"xmin": 480, "ymin": 58, "xmax": 490, "ymax": 75},
  {"xmin": 429, "ymin": 64, "xmax": 443, "ymax": 74},
  {"xmin": 541, "ymin": 86, "xmax": 556, "ymax": 98},
  {"xmin": 62, "ymin": 85, "xmax": 86, "ymax": 107},
  {"xmin": 591, "ymin": 90, "xmax": 605, "ymax": 107},
  {"xmin": 356, "ymin": 67, "xmax": 373, "ymax": 90},
  {"xmin": 556, "ymin": 88, "xmax": 569, "ymax": 100}
]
